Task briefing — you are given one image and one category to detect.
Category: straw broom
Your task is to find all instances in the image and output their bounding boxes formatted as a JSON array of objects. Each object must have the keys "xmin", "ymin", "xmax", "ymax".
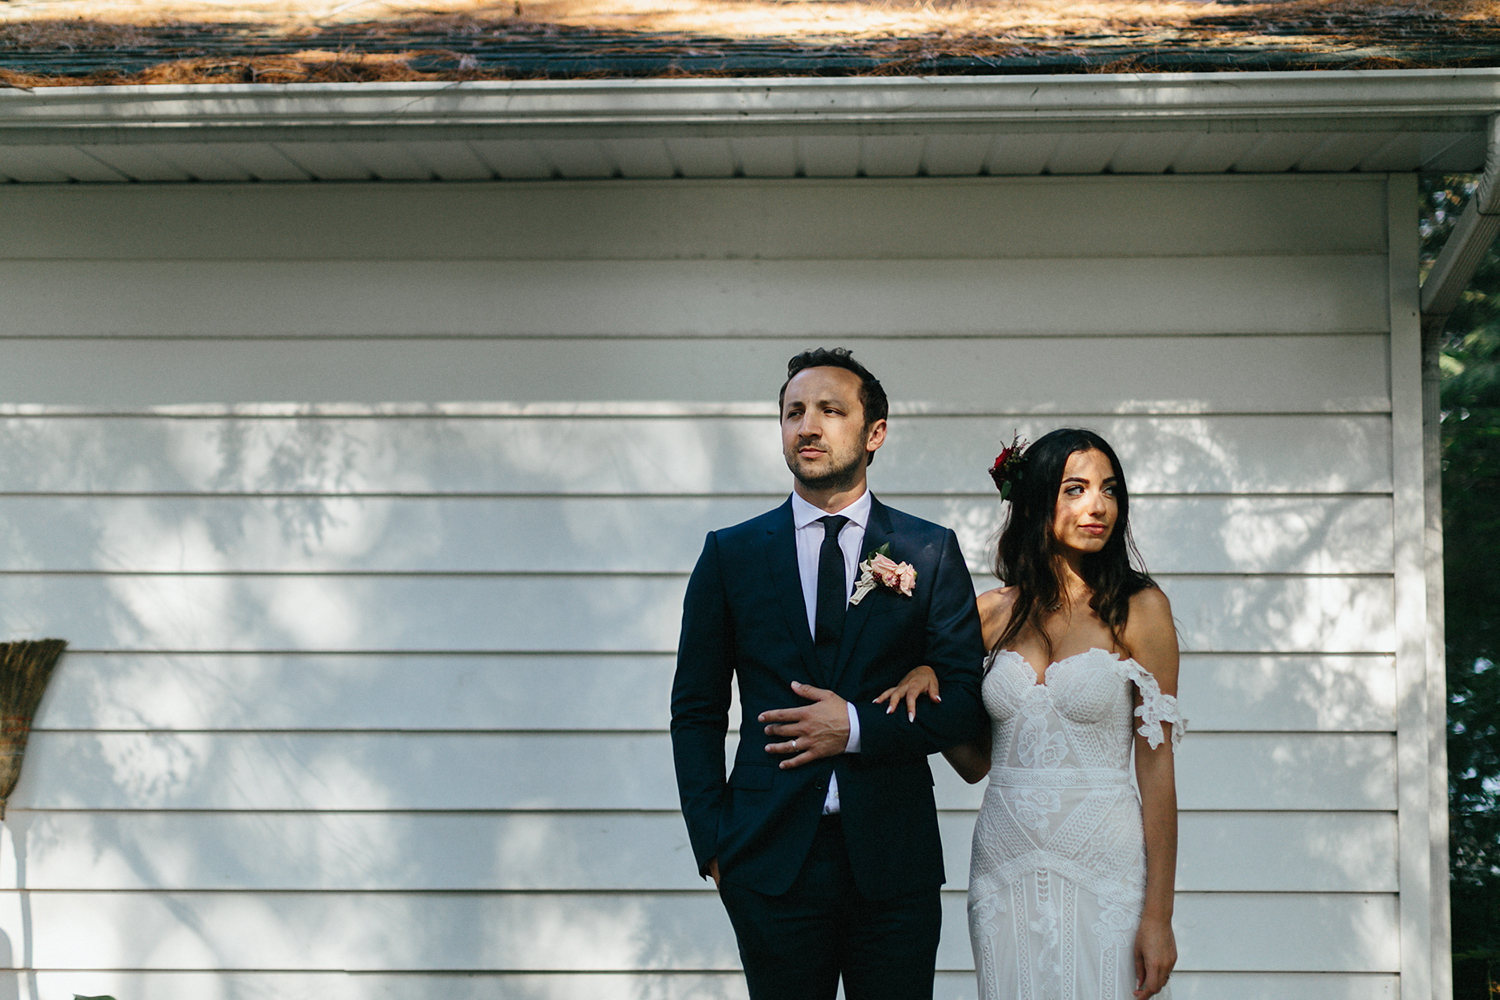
[{"xmin": 0, "ymin": 639, "xmax": 65, "ymax": 821}]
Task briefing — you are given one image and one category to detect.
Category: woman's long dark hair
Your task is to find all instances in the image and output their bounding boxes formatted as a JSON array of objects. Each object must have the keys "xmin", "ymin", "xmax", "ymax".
[{"xmin": 991, "ymin": 428, "xmax": 1156, "ymax": 662}]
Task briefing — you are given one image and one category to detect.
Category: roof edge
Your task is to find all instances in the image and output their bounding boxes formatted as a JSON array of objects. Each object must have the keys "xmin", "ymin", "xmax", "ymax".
[{"xmin": 2, "ymin": 69, "xmax": 1499, "ymax": 134}]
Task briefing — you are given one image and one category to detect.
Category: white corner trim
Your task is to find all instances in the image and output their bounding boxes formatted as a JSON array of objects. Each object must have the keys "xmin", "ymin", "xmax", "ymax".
[{"xmin": 1390, "ymin": 173, "xmax": 1441, "ymax": 1000}]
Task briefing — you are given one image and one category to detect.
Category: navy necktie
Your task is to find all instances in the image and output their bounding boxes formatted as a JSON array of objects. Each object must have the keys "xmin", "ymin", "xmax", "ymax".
[{"xmin": 815, "ymin": 515, "xmax": 850, "ymax": 668}]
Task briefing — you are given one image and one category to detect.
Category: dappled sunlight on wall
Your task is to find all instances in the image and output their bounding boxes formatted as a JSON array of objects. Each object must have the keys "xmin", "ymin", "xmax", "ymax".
[
  {"xmin": 938, "ymin": 496, "xmax": 1392, "ymax": 577},
  {"xmin": 0, "ymin": 887, "xmax": 744, "ymax": 973},
  {"xmin": 1173, "ymin": 893, "xmax": 1400, "ymax": 972},
  {"xmin": 0, "ymin": 384, "xmax": 1406, "ymax": 997},
  {"xmin": 0, "ymin": 391, "xmax": 1407, "ymax": 987},
  {"xmin": 881, "ymin": 414, "xmax": 1391, "ymax": 498},
  {"xmin": 95, "ymin": 731, "xmax": 214, "ymax": 810},
  {"xmin": 0, "ymin": 415, "xmax": 786, "ymax": 496},
  {"xmin": 0, "ymin": 414, "xmax": 1387, "ymax": 498},
  {"xmin": 1210, "ymin": 497, "xmax": 1393, "ymax": 576},
  {"xmin": 0, "ymin": 575, "xmax": 687, "ymax": 651},
  {"xmin": 40, "ymin": 653, "xmax": 676, "ymax": 731},
  {"xmin": 89, "ymin": 495, "xmax": 405, "ymax": 572},
  {"xmin": 0, "ymin": 812, "xmax": 723, "ymax": 893},
  {"xmin": 264, "ymin": 577, "xmax": 365, "ymax": 650},
  {"xmin": 1171, "ymin": 576, "xmax": 1394, "ymax": 653},
  {"xmin": 0, "ymin": 170, "xmax": 1427, "ymax": 997},
  {"xmin": 0, "ymin": 573, "xmax": 1398, "ymax": 657},
  {"xmin": 1189, "ymin": 655, "xmax": 1396, "ymax": 733}
]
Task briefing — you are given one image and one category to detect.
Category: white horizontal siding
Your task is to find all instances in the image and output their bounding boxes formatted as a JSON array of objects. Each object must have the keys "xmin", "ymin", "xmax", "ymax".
[
  {"xmin": 10, "ymin": 971, "xmax": 1402, "ymax": 1000},
  {"xmin": 0, "ymin": 177, "xmax": 1388, "ymax": 261},
  {"xmin": 12, "ymin": 731, "xmax": 1391, "ymax": 812},
  {"xmin": 0, "ymin": 256, "xmax": 1390, "ymax": 338},
  {"xmin": 0, "ymin": 334, "xmax": 1390, "ymax": 413},
  {"xmin": 0, "ymin": 811, "xmax": 1395, "ymax": 893},
  {"xmin": 0, "ymin": 414, "xmax": 1394, "ymax": 494},
  {"xmin": 0, "ymin": 891, "xmax": 1395, "ymax": 972},
  {"xmin": 34, "ymin": 652, "xmax": 1393, "ymax": 733},
  {"xmin": 0, "ymin": 495, "xmax": 1393, "ymax": 573},
  {"xmin": 0, "ymin": 174, "xmax": 1422, "ymax": 998},
  {"xmin": 1170, "ymin": 974, "xmax": 1397, "ymax": 1000},
  {"xmin": 1189, "ymin": 655, "xmax": 1395, "ymax": 732},
  {"xmin": 0, "ymin": 574, "xmax": 1395, "ymax": 652}
]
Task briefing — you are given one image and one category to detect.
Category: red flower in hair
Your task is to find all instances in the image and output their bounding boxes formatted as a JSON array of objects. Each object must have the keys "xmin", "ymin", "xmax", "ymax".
[{"xmin": 988, "ymin": 434, "xmax": 1029, "ymax": 501}]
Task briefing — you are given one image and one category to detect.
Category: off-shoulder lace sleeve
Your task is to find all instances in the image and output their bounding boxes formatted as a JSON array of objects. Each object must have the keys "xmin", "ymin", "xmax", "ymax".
[{"xmin": 1119, "ymin": 659, "xmax": 1185, "ymax": 751}]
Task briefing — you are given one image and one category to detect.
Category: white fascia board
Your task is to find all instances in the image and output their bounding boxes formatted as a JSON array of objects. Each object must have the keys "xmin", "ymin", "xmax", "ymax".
[
  {"xmin": 1422, "ymin": 114, "xmax": 1500, "ymax": 327},
  {"xmin": 0, "ymin": 69, "xmax": 1498, "ymax": 138}
]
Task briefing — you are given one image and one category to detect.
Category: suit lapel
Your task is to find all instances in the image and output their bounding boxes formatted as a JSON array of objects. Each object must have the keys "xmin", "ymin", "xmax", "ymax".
[
  {"xmin": 829, "ymin": 496, "xmax": 894, "ymax": 691},
  {"xmin": 764, "ymin": 499, "xmax": 822, "ymax": 681}
]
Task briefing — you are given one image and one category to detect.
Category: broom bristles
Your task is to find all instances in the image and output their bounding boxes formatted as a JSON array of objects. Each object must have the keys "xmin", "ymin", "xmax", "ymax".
[
  {"xmin": 0, "ymin": 639, "xmax": 66, "ymax": 716},
  {"xmin": 0, "ymin": 639, "xmax": 67, "ymax": 820}
]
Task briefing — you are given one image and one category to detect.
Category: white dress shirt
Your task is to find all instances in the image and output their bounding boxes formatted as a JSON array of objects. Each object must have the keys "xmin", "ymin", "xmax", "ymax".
[{"xmin": 789, "ymin": 490, "xmax": 868, "ymax": 814}]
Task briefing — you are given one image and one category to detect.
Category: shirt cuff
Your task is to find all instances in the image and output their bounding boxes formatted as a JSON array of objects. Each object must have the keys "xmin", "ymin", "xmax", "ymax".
[{"xmin": 845, "ymin": 700, "xmax": 861, "ymax": 754}]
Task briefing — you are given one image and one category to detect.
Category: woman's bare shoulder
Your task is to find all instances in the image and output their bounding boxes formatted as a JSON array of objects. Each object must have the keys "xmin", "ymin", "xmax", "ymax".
[
  {"xmin": 977, "ymin": 586, "xmax": 1017, "ymax": 647},
  {"xmin": 978, "ymin": 585, "xmax": 1016, "ymax": 617},
  {"xmin": 1128, "ymin": 585, "xmax": 1172, "ymax": 625},
  {"xmin": 1124, "ymin": 585, "xmax": 1179, "ymax": 688}
]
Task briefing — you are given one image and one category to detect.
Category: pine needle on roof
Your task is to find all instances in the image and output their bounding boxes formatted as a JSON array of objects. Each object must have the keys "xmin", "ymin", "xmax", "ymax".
[{"xmin": 0, "ymin": 0, "xmax": 1496, "ymax": 83}]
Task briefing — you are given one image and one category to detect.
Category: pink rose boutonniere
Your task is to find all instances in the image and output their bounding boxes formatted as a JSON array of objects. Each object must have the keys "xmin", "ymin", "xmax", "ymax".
[{"xmin": 848, "ymin": 543, "xmax": 917, "ymax": 606}]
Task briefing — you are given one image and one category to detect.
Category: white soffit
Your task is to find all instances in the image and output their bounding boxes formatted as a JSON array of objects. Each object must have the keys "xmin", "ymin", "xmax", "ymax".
[{"xmin": 0, "ymin": 69, "xmax": 1496, "ymax": 183}]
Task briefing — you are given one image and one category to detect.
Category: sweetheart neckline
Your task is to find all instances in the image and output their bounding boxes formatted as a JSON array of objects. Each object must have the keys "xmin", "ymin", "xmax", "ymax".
[{"xmin": 991, "ymin": 646, "xmax": 1131, "ymax": 688}]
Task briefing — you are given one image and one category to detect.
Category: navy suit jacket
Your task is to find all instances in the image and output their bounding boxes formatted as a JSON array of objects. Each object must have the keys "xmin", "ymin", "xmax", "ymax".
[{"xmin": 670, "ymin": 495, "xmax": 987, "ymax": 900}]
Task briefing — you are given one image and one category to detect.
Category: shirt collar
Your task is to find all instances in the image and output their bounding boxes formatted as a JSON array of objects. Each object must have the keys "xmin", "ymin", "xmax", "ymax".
[{"xmin": 791, "ymin": 488, "xmax": 872, "ymax": 531}]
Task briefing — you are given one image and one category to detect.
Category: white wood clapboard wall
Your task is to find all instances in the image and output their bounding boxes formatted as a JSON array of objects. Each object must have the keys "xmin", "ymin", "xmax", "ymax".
[{"xmin": 0, "ymin": 172, "xmax": 1424, "ymax": 1000}]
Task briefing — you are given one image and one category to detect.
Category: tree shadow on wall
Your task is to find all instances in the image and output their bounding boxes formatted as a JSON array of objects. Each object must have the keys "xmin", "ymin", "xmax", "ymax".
[{"xmin": 0, "ymin": 397, "xmax": 1411, "ymax": 995}]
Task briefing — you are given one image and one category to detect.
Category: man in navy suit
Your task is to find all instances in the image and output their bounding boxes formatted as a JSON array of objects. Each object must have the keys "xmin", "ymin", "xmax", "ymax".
[{"xmin": 671, "ymin": 347, "xmax": 988, "ymax": 1000}]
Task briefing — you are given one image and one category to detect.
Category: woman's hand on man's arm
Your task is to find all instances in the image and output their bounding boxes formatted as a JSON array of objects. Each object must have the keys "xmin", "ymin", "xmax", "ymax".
[
  {"xmin": 874, "ymin": 665, "xmax": 940, "ymax": 722},
  {"xmin": 872, "ymin": 664, "xmax": 991, "ymax": 782}
]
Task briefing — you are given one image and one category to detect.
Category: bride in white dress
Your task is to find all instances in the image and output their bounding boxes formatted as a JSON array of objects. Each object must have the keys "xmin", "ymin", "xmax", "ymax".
[{"xmin": 878, "ymin": 428, "xmax": 1181, "ymax": 1000}]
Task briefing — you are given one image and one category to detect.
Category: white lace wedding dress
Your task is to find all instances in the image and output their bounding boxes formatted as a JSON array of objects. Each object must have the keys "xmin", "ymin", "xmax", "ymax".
[{"xmin": 967, "ymin": 647, "xmax": 1183, "ymax": 1000}]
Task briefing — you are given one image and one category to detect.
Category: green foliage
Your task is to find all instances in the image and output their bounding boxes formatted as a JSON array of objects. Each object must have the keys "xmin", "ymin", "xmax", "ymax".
[{"xmin": 1423, "ymin": 174, "xmax": 1500, "ymax": 1000}]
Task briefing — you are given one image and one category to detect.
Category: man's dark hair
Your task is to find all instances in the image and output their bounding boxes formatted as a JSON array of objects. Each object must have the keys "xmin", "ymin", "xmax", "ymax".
[
  {"xmin": 779, "ymin": 347, "xmax": 889, "ymax": 426},
  {"xmin": 779, "ymin": 347, "xmax": 890, "ymax": 467}
]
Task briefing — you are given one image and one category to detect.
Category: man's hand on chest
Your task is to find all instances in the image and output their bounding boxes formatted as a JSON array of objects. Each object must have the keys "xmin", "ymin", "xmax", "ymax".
[{"xmin": 758, "ymin": 681, "xmax": 855, "ymax": 769}]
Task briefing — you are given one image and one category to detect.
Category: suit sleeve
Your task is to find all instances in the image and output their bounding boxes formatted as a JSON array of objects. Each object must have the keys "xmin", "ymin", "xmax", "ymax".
[
  {"xmin": 670, "ymin": 531, "xmax": 735, "ymax": 877},
  {"xmin": 854, "ymin": 527, "xmax": 988, "ymax": 763}
]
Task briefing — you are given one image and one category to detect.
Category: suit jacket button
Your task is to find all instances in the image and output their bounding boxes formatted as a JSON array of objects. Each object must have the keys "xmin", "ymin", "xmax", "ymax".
[{"xmin": 814, "ymin": 781, "xmax": 826, "ymax": 790}]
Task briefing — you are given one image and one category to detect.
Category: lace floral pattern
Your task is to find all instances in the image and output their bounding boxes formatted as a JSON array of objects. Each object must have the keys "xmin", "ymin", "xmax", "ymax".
[
  {"xmin": 1018, "ymin": 692, "xmax": 1070, "ymax": 769},
  {"xmin": 1092, "ymin": 897, "xmax": 1137, "ymax": 950},
  {"xmin": 967, "ymin": 648, "xmax": 1181, "ymax": 1000},
  {"xmin": 1031, "ymin": 870, "xmax": 1063, "ymax": 1000},
  {"xmin": 1011, "ymin": 788, "xmax": 1064, "ymax": 835},
  {"xmin": 969, "ymin": 889, "xmax": 1007, "ymax": 1000},
  {"xmin": 1121, "ymin": 658, "xmax": 1185, "ymax": 751}
]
